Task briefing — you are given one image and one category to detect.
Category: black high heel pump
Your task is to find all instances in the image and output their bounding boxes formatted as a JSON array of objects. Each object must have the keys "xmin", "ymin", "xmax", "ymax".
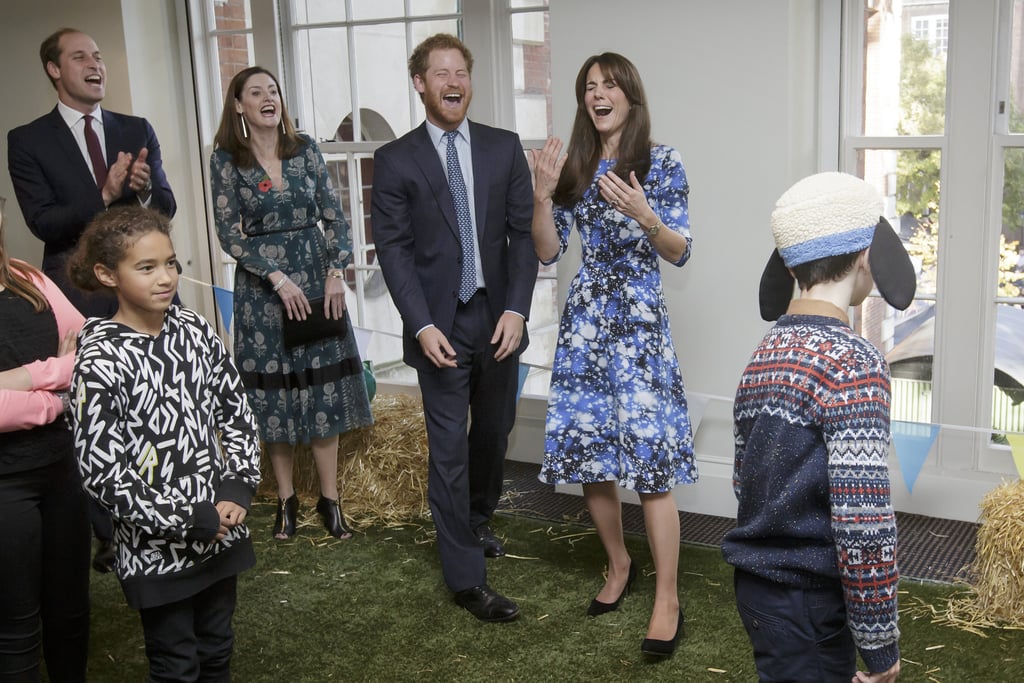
[
  {"xmin": 587, "ymin": 561, "xmax": 637, "ymax": 616},
  {"xmin": 316, "ymin": 496, "xmax": 353, "ymax": 539},
  {"xmin": 640, "ymin": 608, "xmax": 684, "ymax": 657}
]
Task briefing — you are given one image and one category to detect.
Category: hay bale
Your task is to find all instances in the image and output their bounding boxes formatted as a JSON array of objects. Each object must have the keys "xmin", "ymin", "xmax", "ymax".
[
  {"xmin": 941, "ymin": 479, "xmax": 1024, "ymax": 629},
  {"xmin": 259, "ymin": 393, "xmax": 430, "ymax": 530}
]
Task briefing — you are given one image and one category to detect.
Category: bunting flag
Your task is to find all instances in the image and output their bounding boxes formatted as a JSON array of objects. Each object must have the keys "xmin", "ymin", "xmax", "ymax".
[
  {"xmin": 1006, "ymin": 433, "xmax": 1024, "ymax": 479},
  {"xmin": 212, "ymin": 286, "xmax": 234, "ymax": 332},
  {"xmin": 890, "ymin": 420, "xmax": 940, "ymax": 493},
  {"xmin": 687, "ymin": 393, "xmax": 712, "ymax": 439},
  {"xmin": 516, "ymin": 364, "xmax": 530, "ymax": 403}
]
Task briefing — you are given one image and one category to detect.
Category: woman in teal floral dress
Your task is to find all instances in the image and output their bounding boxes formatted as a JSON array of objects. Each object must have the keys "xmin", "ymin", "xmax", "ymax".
[
  {"xmin": 210, "ymin": 67, "xmax": 372, "ymax": 540},
  {"xmin": 531, "ymin": 53, "xmax": 696, "ymax": 657}
]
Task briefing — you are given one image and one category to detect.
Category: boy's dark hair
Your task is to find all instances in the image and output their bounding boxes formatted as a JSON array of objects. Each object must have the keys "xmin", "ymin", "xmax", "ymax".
[
  {"xmin": 68, "ymin": 206, "xmax": 172, "ymax": 292},
  {"xmin": 790, "ymin": 250, "xmax": 862, "ymax": 291}
]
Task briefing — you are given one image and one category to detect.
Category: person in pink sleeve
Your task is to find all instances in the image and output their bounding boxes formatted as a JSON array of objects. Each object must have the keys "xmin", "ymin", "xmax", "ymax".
[{"xmin": 0, "ymin": 196, "xmax": 90, "ymax": 682}]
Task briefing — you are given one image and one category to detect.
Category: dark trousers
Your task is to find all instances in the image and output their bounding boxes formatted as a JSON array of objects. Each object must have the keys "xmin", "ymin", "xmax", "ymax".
[
  {"xmin": 417, "ymin": 291, "xmax": 518, "ymax": 592},
  {"xmin": 733, "ymin": 569, "xmax": 856, "ymax": 683},
  {"xmin": 139, "ymin": 575, "xmax": 238, "ymax": 683},
  {"xmin": 0, "ymin": 456, "xmax": 90, "ymax": 682}
]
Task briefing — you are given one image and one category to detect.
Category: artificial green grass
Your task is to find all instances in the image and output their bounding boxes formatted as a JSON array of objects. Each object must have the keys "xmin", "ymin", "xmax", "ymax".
[{"xmin": 84, "ymin": 502, "xmax": 1024, "ymax": 682}]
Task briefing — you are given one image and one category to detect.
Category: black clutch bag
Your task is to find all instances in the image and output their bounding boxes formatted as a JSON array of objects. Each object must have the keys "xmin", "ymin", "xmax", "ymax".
[{"xmin": 282, "ymin": 298, "xmax": 348, "ymax": 349}]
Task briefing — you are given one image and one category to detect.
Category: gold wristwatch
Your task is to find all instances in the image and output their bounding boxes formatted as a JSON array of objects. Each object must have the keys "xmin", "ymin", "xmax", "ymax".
[{"xmin": 644, "ymin": 220, "xmax": 662, "ymax": 237}]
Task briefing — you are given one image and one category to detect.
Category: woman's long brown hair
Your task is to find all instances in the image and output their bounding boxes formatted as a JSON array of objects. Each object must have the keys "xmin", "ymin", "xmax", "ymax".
[
  {"xmin": 0, "ymin": 196, "xmax": 48, "ymax": 312},
  {"xmin": 552, "ymin": 53, "xmax": 652, "ymax": 207},
  {"xmin": 213, "ymin": 66, "xmax": 305, "ymax": 168}
]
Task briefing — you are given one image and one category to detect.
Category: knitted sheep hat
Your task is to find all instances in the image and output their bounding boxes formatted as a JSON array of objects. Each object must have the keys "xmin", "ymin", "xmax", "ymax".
[
  {"xmin": 771, "ymin": 172, "xmax": 881, "ymax": 267},
  {"xmin": 758, "ymin": 171, "xmax": 916, "ymax": 321}
]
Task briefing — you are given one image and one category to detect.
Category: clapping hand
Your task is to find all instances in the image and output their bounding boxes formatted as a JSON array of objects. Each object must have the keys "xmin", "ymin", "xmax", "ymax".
[
  {"xmin": 530, "ymin": 137, "xmax": 567, "ymax": 200},
  {"xmin": 128, "ymin": 147, "xmax": 152, "ymax": 195},
  {"xmin": 597, "ymin": 170, "xmax": 649, "ymax": 223}
]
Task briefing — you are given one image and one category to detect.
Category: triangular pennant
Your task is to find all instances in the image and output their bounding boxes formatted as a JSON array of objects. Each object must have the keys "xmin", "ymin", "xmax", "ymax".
[
  {"xmin": 1006, "ymin": 433, "xmax": 1024, "ymax": 479},
  {"xmin": 891, "ymin": 420, "xmax": 939, "ymax": 493},
  {"xmin": 687, "ymin": 393, "xmax": 711, "ymax": 438},
  {"xmin": 352, "ymin": 326, "xmax": 373, "ymax": 362},
  {"xmin": 516, "ymin": 363, "xmax": 530, "ymax": 403},
  {"xmin": 212, "ymin": 286, "xmax": 233, "ymax": 332}
]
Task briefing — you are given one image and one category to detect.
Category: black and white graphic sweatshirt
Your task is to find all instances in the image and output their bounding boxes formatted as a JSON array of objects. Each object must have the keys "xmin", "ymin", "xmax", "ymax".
[{"xmin": 72, "ymin": 305, "xmax": 262, "ymax": 609}]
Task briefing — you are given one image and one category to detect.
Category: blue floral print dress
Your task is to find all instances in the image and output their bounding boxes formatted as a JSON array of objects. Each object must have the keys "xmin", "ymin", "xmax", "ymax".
[
  {"xmin": 538, "ymin": 145, "xmax": 698, "ymax": 493},
  {"xmin": 210, "ymin": 135, "xmax": 373, "ymax": 445}
]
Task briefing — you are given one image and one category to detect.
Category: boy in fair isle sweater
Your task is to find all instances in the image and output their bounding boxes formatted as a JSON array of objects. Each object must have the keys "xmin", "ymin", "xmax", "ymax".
[{"xmin": 722, "ymin": 172, "xmax": 916, "ymax": 683}]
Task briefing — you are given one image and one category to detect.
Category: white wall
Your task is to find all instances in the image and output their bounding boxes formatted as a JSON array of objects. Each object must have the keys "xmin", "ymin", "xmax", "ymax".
[{"xmin": 524, "ymin": 0, "xmax": 824, "ymax": 517}]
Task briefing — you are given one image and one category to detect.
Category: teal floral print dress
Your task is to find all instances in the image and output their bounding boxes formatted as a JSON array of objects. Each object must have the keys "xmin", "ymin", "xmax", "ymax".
[
  {"xmin": 538, "ymin": 145, "xmax": 697, "ymax": 493},
  {"xmin": 210, "ymin": 135, "xmax": 372, "ymax": 445}
]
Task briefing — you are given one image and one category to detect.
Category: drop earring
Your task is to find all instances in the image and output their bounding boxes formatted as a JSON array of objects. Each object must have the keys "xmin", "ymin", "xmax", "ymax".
[
  {"xmin": 280, "ymin": 118, "xmax": 286, "ymax": 135},
  {"xmin": 240, "ymin": 114, "xmax": 248, "ymax": 139}
]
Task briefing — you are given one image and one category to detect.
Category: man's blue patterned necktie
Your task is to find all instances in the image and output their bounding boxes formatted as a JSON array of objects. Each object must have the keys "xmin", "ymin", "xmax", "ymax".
[{"xmin": 445, "ymin": 130, "xmax": 477, "ymax": 303}]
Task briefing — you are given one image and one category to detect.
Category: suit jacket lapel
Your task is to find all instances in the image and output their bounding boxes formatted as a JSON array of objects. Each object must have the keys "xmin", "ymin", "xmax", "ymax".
[
  {"xmin": 47, "ymin": 107, "xmax": 100, "ymax": 194},
  {"xmin": 468, "ymin": 121, "xmax": 490, "ymax": 238},
  {"xmin": 101, "ymin": 110, "xmax": 120, "ymax": 167},
  {"xmin": 410, "ymin": 124, "xmax": 460, "ymax": 239}
]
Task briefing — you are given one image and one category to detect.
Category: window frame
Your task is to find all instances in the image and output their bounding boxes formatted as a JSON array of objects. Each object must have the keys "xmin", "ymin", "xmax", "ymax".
[
  {"xmin": 188, "ymin": 0, "xmax": 556, "ymax": 392},
  {"xmin": 840, "ymin": 0, "xmax": 1018, "ymax": 478}
]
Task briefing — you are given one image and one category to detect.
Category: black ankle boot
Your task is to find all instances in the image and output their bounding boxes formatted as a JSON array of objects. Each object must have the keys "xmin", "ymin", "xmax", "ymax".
[
  {"xmin": 273, "ymin": 494, "xmax": 298, "ymax": 539},
  {"xmin": 316, "ymin": 496, "xmax": 353, "ymax": 539}
]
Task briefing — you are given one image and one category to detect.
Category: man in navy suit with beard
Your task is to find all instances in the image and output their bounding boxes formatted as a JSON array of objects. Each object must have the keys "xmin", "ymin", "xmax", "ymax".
[
  {"xmin": 371, "ymin": 33, "xmax": 537, "ymax": 622},
  {"xmin": 8, "ymin": 27, "xmax": 176, "ymax": 319},
  {"xmin": 7, "ymin": 27, "xmax": 176, "ymax": 574}
]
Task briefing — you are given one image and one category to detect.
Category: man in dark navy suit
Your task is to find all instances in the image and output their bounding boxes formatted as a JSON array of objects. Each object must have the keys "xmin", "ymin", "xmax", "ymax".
[
  {"xmin": 8, "ymin": 27, "xmax": 176, "ymax": 319},
  {"xmin": 371, "ymin": 33, "xmax": 537, "ymax": 622},
  {"xmin": 7, "ymin": 28, "xmax": 176, "ymax": 573}
]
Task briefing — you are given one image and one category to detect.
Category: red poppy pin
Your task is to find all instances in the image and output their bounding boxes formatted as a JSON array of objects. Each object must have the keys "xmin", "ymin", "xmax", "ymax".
[{"xmin": 258, "ymin": 178, "xmax": 273, "ymax": 193}]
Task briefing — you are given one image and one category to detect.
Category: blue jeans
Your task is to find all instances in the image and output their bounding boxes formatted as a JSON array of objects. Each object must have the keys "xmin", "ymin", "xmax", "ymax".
[{"xmin": 733, "ymin": 569, "xmax": 856, "ymax": 683}]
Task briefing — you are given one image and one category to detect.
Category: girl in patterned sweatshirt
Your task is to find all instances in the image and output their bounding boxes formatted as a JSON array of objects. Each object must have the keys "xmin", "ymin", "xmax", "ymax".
[{"xmin": 68, "ymin": 206, "xmax": 261, "ymax": 682}]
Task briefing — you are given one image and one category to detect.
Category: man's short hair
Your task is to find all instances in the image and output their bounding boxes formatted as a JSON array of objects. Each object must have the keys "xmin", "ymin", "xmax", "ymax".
[
  {"xmin": 407, "ymin": 33, "xmax": 473, "ymax": 81},
  {"xmin": 40, "ymin": 27, "xmax": 82, "ymax": 88}
]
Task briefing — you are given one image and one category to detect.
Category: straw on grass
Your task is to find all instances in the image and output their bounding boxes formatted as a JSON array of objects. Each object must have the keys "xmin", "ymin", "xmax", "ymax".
[
  {"xmin": 927, "ymin": 479, "xmax": 1024, "ymax": 631},
  {"xmin": 259, "ymin": 393, "xmax": 430, "ymax": 530}
]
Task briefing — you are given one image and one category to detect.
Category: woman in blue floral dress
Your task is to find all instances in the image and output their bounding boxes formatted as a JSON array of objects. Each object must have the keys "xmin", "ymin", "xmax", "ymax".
[
  {"xmin": 210, "ymin": 67, "xmax": 372, "ymax": 541},
  {"xmin": 532, "ymin": 53, "xmax": 697, "ymax": 657}
]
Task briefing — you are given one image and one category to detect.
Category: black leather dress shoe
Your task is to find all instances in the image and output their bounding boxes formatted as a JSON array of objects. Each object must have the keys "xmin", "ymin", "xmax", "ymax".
[
  {"xmin": 474, "ymin": 524, "xmax": 506, "ymax": 558},
  {"xmin": 454, "ymin": 584, "xmax": 520, "ymax": 622}
]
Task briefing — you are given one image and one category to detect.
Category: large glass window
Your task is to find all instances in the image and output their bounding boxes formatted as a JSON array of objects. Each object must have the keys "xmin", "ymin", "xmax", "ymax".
[
  {"xmin": 844, "ymin": 0, "xmax": 1024, "ymax": 474},
  {"xmin": 993, "ymin": 1, "xmax": 1024, "ymax": 438},
  {"xmin": 191, "ymin": 1, "xmax": 556, "ymax": 393},
  {"xmin": 213, "ymin": 1, "xmax": 255, "ymax": 99},
  {"xmin": 849, "ymin": 1, "xmax": 948, "ymax": 424}
]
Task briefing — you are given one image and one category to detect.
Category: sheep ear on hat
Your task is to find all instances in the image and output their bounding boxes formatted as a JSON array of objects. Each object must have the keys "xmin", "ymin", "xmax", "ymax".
[
  {"xmin": 758, "ymin": 248, "xmax": 795, "ymax": 321},
  {"xmin": 869, "ymin": 216, "xmax": 916, "ymax": 310}
]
